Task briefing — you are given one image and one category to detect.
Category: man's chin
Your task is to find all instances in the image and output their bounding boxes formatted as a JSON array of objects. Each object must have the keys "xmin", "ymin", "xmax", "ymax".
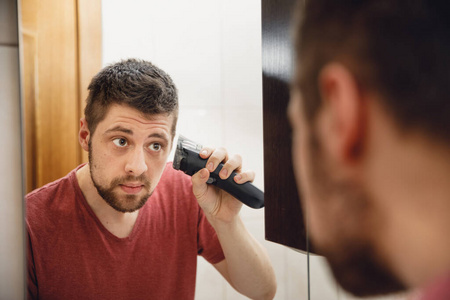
[
  {"xmin": 318, "ymin": 245, "xmax": 407, "ymax": 297},
  {"xmin": 99, "ymin": 189, "xmax": 152, "ymax": 213}
]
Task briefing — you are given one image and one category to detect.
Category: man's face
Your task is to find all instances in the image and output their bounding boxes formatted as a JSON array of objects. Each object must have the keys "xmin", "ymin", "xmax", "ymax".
[
  {"xmin": 288, "ymin": 87, "xmax": 405, "ymax": 296},
  {"xmin": 87, "ymin": 104, "xmax": 174, "ymax": 213}
]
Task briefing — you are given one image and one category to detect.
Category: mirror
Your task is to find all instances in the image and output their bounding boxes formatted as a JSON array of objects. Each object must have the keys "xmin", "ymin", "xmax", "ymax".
[{"xmin": 19, "ymin": 0, "xmax": 407, "ymax": 299}]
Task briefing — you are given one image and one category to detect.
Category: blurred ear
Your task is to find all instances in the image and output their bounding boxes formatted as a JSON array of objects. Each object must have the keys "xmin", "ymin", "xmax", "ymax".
[
  {"xmin": 79, "ymin": 118, "xmax": 90, "ymax": 152},
  {"xmin": 317, "ymin": 63, "xmax": 365, "ymax": 163}
]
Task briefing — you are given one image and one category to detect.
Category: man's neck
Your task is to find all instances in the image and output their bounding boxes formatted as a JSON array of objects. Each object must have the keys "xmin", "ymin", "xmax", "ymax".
[{"xmin": 76, "ymin": 164, "xmax": 139, "ymax": 238}]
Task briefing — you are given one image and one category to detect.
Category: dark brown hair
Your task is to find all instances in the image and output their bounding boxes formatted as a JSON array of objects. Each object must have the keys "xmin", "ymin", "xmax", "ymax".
[
  {"xmin": 296, "ymin": 0, "xmax": 450, "ymax": 141},
  {"xmin": 84, "ymin": 59, "xmax": 178, "ymax": 136}
]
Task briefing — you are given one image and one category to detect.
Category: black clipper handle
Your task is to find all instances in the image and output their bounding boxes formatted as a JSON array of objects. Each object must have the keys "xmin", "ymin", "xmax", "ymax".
[{"xmin": 179, "ymin": 148, "xmax": 264, "ymax": 209}]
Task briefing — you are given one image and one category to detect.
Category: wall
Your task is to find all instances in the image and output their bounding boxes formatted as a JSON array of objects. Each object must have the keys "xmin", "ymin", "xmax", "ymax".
[
  {"xmin": 102, "ymin": 1, "xmax": 409, "ymax": 300},
  {"xmin": 0, "ymin": 0, "xmax": 25, "ymax": 298}
]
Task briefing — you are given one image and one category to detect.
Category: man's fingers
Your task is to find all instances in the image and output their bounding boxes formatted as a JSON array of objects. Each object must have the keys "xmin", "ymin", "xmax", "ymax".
[
  {"xmin": 219, "ymin": 154, "xmax": 242, "ymax": 179},
  {"xmin": 199, "ymin": 147, "xmax": 214, "ymax": 159},
  {"xmin": 206, "ymin": 147, "xmax": 228, "ymax": 172},
  {"xmin": 192, "ymin": 168, "xmax": 209, "ymax": 183},
  {"xmin": 191, "ymin": 168, "xmax": 209, "ymax": 200},
  {"xmin": 234, "ymin": 170, "xmax": 255, "ymax": 184},
  {"xmin": 199, "ymin": 146, "xmax": 253, "ymax": 184}
]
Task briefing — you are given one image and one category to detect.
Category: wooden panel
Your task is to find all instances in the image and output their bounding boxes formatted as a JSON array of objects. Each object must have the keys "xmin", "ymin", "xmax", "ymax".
[
  {"xmin": 21, "ymin": 0, "xmax": 101, "ymax": 191},
  {"xmin": 20, "ymin": 0, "xmax": 36, "ymax": 31},
  {"xmin": 77, "ymin": 0, "xmax": 102, "ymax": 163},
  {"xmin": 21, "ymin": 0, "xmax": 39, "ymax": 193},
  {"xmin": 35, "ymin": 0, "xmax": 80, "ymax": 187},
  {"xmin": 22, "ymin": 32, "xmax": 37, "ymax": 192},
  {"xmin": 262, "ymin": 0, "xmax": 311, "ymax": 252}
]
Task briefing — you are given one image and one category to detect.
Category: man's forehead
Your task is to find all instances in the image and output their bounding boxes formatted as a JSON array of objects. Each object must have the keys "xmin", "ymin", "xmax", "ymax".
[
  {"xmin": 102, "ymin": 104, "xmax": 173, "ymax": 123},
  {"xmin": 96, "ymin": 104, "xmax": 174, "ymax": 135}
]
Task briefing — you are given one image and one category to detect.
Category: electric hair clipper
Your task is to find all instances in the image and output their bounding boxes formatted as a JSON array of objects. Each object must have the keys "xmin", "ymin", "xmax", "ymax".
[{"xmin": 173, "ymin": 135, "xmax": 264, "ymax": 209}]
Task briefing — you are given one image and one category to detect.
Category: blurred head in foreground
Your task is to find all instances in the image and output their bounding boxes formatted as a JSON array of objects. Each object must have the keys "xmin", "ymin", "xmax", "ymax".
[{"xmin": 289, "ymin": 0, "xmax": 450, "ymax": 297}]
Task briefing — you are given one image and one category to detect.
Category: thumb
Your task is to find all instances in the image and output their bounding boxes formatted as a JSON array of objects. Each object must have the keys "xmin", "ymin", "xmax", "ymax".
[{"xmin": 191, "ymin": 168, "xmax": 210, "ymax": 201}]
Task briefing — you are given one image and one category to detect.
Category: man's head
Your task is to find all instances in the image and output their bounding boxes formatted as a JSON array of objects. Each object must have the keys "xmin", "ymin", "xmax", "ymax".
[
  {"xmin": 289, "ymin": 0, "xmax": 450, "ymax": 297},
  {"xmin": 79, "ymin": 59, "xmax": 178, "ymax": 213},
  {"xmin": 295, "ymin": 0, "xmax": 450, "ymax": 136},
  {"xmin": 84, "ymin": 58, "xmax": 178, "ymax": 137}
]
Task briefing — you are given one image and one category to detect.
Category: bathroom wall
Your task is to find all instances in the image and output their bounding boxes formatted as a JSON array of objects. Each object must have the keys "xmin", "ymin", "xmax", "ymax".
[
  {"xmin": 102, "ymin": 1, "xmax": 409, "ymax": 299},
  {"xmin": 0, "ymin": 0, "xmax": 25, "ymax": 298}
]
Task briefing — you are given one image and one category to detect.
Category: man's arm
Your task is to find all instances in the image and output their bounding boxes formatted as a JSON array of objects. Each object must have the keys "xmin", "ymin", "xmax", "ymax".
[
  {"xmin": 191, "ymin": 147, "xmax": 277, "ymax": 300},
  {"xmin": 211, "ymin": 217, "xmax": 277, "ymax": 300}
]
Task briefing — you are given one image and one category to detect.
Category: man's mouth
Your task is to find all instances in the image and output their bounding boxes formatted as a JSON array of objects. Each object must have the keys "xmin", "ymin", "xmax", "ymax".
[{"xmin": 119, "ymin": 183, "xmax": 144, "ymax": 194}]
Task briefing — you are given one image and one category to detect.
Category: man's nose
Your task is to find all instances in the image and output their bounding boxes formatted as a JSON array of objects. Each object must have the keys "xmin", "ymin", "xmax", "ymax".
[{"xmin": 125, "ymin": 147, "xmax": 148, "ymax": 175}]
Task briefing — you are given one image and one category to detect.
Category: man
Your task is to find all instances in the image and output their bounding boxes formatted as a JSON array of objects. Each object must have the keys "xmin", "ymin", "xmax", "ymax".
[
  {"xmin": 288, "ymin": 0, "xmax": 450, "ymax": 299},
  {"xmin": 26, "ymin": 59, "xmax": 276, "ymax": 299}
]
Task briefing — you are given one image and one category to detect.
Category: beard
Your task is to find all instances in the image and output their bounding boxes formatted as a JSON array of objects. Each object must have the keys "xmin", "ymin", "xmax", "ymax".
[
  {"xmin": 306, "ymin": 132, "xmax": 406, "ymax": 297},
  {"xmin": 318, "ymin": 234, "xmax": 406, "ymax": 297},
  {"xmin": 88, "ymin": 142, "xmax": 152, "ymax": 213}
]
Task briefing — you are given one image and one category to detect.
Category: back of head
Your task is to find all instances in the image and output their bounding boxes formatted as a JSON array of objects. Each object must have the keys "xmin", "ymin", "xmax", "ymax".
[
  {"xmin": 296, "ymin": 0, "xmax": 450, "ymax": 143},
  {"xmin": 84, "ymin": 59, "xmax": 178, "ymax": 136}
]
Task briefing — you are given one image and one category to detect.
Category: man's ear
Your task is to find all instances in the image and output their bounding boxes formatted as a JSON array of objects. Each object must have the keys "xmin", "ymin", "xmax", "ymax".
[
  {"xmin": 317, "ymin": 63, "xmax": 365, "ymax": 163},
  {"xmin": 79, "ymin": 118, "xmax": 90, "ymax": 152}
]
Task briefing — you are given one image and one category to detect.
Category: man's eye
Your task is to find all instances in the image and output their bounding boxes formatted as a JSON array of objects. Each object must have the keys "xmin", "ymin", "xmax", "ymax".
[
  {"xmin": 113, "ymin": 138, "xmax": 128, "ymax": 147},
  {"xmin": 149, "ymin": 143, "xmax": 162, "ymax": 152}
]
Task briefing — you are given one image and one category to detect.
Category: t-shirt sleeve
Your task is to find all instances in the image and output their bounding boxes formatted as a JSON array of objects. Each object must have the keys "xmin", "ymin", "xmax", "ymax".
[{"xmin": 197, "ymin": 209, "xmax": 225, "ymax": 264}]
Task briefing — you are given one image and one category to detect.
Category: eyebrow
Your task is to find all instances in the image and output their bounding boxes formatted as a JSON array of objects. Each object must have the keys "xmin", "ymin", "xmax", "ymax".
[
  {"xmin": 103, "ymin": 126, "xmax": 169, "ymax": 141},
  {"xmin": 147, "ymin": 133, "xmax": 169, "ymax": 141},
  {"xmin": 104, "ymin": 126, "xmax": 133, "ymax": 136}
]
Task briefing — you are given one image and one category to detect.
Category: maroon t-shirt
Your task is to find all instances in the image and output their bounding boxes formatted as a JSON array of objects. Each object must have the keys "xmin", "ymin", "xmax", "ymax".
[
  {"xmin": 26, "ymin": 163, "xmax": 225, "ymax": 300},
  {"xmin": 420, "ymin": 272, "xmax": 450, "ymax": 300}
]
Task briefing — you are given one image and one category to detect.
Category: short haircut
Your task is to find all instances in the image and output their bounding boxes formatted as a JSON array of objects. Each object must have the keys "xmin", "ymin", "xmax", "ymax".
[
  {"xmin": 84, "ymin": 59, "xmax": 178, "ymax": 136},
  {"xmin": 295, "ymin": 0, "xmax": 450, "ymax": 142}
]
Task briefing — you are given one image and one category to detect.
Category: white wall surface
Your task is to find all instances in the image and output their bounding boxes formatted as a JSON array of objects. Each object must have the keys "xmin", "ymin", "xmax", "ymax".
[
  {"xmin": 0, "ymin": 0, "xmax": 25, "ymax": 298},
  {"xmin": 102, "ymin": 1, "xmax": 410, "ymax": 300}
]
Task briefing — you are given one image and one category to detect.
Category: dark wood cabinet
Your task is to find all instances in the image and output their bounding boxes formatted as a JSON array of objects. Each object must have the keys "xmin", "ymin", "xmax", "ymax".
[{"xmin": 262, "ymin": 0, "xmax": 311, "ymax": 252}]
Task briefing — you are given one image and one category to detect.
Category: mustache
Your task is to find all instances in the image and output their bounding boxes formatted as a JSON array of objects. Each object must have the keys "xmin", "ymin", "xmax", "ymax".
[{"xmin": 110, "ymin": 174, "xmax": 151, "ymax": 189}]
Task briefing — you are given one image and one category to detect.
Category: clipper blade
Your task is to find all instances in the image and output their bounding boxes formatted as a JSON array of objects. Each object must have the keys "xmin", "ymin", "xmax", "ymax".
[{"xmin": 173, "ymin": 135, "xmax": 203, "ymax": 170}]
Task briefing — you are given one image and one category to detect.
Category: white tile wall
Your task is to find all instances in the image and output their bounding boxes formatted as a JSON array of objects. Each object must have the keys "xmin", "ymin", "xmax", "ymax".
[{"xmin": 102, "ymin": 1, "xmax": 413, "ymax": 300}]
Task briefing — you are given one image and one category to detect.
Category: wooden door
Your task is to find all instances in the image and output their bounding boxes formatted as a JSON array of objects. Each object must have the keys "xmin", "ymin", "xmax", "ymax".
[
  {"xmin": 20, "ymin": 0, "xmax": 102, "ymax": 192},
  {"xmin": 262, "ymin": 0, "xmax": 312, "ymax": 252}
]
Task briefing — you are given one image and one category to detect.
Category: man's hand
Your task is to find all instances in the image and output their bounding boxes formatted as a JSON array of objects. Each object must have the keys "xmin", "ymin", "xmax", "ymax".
[
  {"xmin": 191, "ymin": 147, "xmax": 255, "ymax": 223},
  {"xmin": 191, "ymin": 146, "xmax": 277, "ymax": 299}
]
